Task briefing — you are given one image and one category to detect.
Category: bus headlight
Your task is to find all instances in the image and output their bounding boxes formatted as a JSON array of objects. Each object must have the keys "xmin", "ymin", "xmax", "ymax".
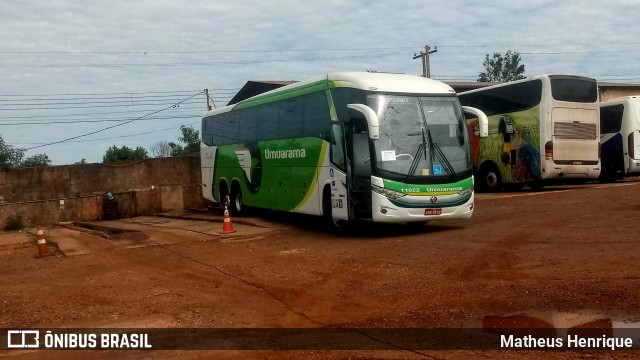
[
  {"xmin": 372, "ymin": 184, "xmax": 406, "ymax": 199},
  {"xmin": 457, "ymin": 185, "xmax": 474, "ymax": 197}
]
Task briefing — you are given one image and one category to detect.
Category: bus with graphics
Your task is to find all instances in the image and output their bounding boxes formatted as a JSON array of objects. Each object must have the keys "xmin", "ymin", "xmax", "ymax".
[
  {"xmin": 200, "ymin": 72, "xmax": 488, "ymax": 225},
  {"xmin": 599, "ymin": 96, "xmax": 640, "ymax": 181},
  {"xmin": 458, "ymin": 74, "xmax": 600, "ymax": 191}
]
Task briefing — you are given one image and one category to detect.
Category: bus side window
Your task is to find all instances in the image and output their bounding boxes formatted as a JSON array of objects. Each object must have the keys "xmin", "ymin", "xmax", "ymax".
[
  {"xmin": 303, "ymin": 92, "xmax": 331, "ymax": 138},
  {"xmin": 279, "ymin": 98, "xmax": 302, "ymax": 139},
  {"xmin": 258, "ymin": 102, "xmax": 279, "ymax": 141},
  {"xmin": 330, "ymin": 123, "xmax": 346, "ymax": 171},
  {"xmin": 219, "ymin": 113, "xmax": 239, "ymax": 145}
]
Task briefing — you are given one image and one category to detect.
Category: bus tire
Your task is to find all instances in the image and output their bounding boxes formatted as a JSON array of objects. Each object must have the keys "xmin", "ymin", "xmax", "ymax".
[
  {"xmin": 219, "ymin": 182, "xmax": 230, "ymax": 209},
  {"xmin": 478, "ymin": 163, "xmax": 502, "ymax": 192},
  {"xmin": 229, "ymin": 184, "xmax": 243, "ymax": 216}
]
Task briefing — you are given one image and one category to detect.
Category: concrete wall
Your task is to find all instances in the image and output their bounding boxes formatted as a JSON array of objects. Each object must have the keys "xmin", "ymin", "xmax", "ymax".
[{"xmin": 0, "ymin": 157, "xmax": 208, "ymax": 227}]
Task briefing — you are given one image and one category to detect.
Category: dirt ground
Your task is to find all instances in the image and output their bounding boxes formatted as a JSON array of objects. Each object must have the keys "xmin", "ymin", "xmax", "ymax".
[{"xmin": 1, "ymin": 179, "xmax": 640, "ymax": 359}]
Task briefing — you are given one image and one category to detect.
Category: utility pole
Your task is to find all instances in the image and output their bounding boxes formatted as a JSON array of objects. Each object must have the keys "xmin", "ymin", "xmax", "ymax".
[
  {"xmin": 205, "ymin": 88, "xmax": 212, "ymax": 111},
  {"xmin": 413, "ymin": 45, "xmax": 438, "ymax": 78}
]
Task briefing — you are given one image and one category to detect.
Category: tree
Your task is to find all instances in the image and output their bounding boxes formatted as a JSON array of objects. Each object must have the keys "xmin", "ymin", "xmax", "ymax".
[
  {"xmin": 1, "ymin": 134, "xmax": 52, "ymax": 170},
  {"xmin": 0, "ymin": 136, "xmax": 23, "ymax": 170},
  {"xmin": 477, "ymin": 50, "xmax": 526, "ymax": 82},
  {"xmin": 169, "ymin": 125, "xmax": 200, "ymax": 157},
  {"xmin": 150, "ymin": 141, "xmax": 172, "ymax": 158},
  {"xmin": 20, "ymin": 154, "xmax": 52, "ymax": 167},
  {"xmin": 102, "ymin": 145, "xmax": 149, "ymax": 164}
]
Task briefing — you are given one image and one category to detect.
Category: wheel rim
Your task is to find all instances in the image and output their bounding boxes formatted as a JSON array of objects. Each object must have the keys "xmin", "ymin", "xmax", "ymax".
[
  {"xmin": 486, "ymin": 172, "xmax": 498, "ymax": 187},
  {"xmin": 234, "ymin": 191, "xmax": 242, "ymax": 213}
]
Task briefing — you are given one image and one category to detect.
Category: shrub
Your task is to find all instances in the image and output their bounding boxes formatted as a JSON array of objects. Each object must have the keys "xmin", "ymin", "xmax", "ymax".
[{"xmin": 3, "ymin": 214, "xmax": 25, "ymax": 231}]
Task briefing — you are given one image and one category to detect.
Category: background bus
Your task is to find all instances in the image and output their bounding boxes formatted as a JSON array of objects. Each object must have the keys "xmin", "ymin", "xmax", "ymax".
[
  {"xmin": 201, "ymin": 72, "xmax": 488, "ymax": 225},
  {"xmin": 458, "ymin": 74, "xmax": 600, "ymax": 191},
  {"xmin": 599, "ymin": 96, "xmax": 640, "ymax": 181}
]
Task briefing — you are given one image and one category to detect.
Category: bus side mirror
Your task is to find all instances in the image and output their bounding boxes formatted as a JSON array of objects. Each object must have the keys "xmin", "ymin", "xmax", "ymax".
[
  {"xmin": 462, "ymin": 106, "xmax": 489, "ymax": 138},
  {"xmin": 347, "ymin": 104, "xmax": 379, "ymax": 140}
]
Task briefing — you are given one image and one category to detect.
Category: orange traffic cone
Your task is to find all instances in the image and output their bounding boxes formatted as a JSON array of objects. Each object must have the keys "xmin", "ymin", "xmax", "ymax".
[
  {"xmin": 35, "ymin": 225, "xmax": 50, "ymax": 258},
  {"xmin": 220, "ymin": 205, "xmax": 236, "ymax": 234}
]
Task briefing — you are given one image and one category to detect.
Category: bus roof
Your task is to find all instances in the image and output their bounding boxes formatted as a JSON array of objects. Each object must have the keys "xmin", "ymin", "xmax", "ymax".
[
  {"xmin": 204, "ymin": 72, "xmax": 456, "ymax": 117},
  {"xmin": 458, "ymin": 74, "xmax": 597, "ymax": 96}
]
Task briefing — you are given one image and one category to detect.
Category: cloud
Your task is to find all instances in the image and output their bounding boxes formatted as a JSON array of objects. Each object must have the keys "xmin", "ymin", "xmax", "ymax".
[{"xmin": 0, "ymin": 1, "xmax": 639, "ymax": 164}]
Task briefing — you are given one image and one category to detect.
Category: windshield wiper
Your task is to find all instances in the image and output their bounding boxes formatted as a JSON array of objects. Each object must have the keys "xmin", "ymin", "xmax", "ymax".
[
  {"xmin": 426, "ymin": 127, "xmax": 455, "ymax": 176},
  {"xmin": 406, "ymin": 142, "xmax": 426, "ymax": 183}
]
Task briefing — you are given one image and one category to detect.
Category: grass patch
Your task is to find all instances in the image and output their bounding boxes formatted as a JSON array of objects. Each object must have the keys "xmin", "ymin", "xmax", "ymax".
[{"xmin": 28, "ymin": 233, "xmax": 59, "ymax": 251}]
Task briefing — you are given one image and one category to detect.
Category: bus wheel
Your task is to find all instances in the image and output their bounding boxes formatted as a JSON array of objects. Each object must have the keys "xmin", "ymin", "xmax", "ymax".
[
  {"xmin": 229, "ymin": 186, "xmax": 243, "ymax": 216},
  {"xmin": 479, "ymin": 164, "xmax": 502, "ymax": 192}
]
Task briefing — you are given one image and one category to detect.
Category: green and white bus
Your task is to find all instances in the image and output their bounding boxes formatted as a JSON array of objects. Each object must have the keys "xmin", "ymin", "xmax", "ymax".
[
  {"xmin": 459, "ymin": 74, "xmax": 601, "ymax": 191},
  {"xmin": 201, "ymin": 72, "xmax": 488, "ymax": 225}
]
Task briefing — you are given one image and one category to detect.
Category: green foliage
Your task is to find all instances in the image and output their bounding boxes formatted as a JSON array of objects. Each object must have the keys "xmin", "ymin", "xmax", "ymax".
[
  {"xmin": 169, "ymin": 125, "xmax": 200, "ymax": 156},
  {"xmin": 102, "ymin": 145, "xmax": 149, "ymax": 164},
  {"xmin": 1, "ymin": 134, "xmax": 50, "ymax": 170},
  {"xmin": 74, "ymin": 158, "xmax": 87, "ymax": 165},
  {"xmin": 0, "ymin": 135, "xmax": 25, "ymax": 170},
  {"xmin": 477, "ymin": 50, "xmax": 526, "ymax": 82},
  {"xmin": 19, "ymin": 154, "xmax": 52, "ymax": 168},
  {"xmin": 3, "ymin": 214, "xmax": 25, "ymax": 231}
]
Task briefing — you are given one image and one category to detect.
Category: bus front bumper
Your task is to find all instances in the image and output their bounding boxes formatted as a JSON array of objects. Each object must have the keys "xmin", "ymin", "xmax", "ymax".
[{"xmin": 371, "ymin": 192, "xmax": 474, "ymax": 223}]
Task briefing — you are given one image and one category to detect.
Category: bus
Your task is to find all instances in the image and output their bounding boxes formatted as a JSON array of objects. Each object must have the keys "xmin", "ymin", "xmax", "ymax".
[
  {"xmin": 599, "ymin": 96, "xmax": 640, "ymax": 181},
  {"xmin": 200, "ymin": 72, "xmax": 488, "ymax": 225},
  {"xmin": 458, "ymin": 74, "xmax": 601, "ymax": 191}
]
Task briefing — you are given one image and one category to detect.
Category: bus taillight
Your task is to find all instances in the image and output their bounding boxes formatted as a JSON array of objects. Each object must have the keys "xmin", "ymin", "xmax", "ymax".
[
  {"xmin": 629, "ymin": 132, "xmax": 635, "ymax": 159},
  {"xmin": 545, "ymin": 141, "xmax": 553, "ymax": 159}
]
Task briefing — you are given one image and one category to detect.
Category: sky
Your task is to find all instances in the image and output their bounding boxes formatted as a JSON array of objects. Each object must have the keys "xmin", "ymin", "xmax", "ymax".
[{"xmin": 1, "ymin": 0, "xmax": 639, "ymax": 165}]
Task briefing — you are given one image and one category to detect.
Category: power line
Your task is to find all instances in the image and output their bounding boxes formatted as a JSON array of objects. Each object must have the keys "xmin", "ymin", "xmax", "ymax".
[
  {"xmin": 23, "ymin": 91, "xmax": 204, "ymax": 151},
  {"xmin": 0, "ymin": 91, "xmax": 237, "ymax": 102},
  {"xmin": 0, "ymin": 89, "xmax": 237, "ymax": 97},
  {"xmin": 0, "ymin": 47, "xmax": 416, "ymax": 55},
  {"xmin": 0, "ymin": 99, "xmax": 204, "ymax": 111},
  {"xmin": 0, "ymin": 105, "xmax": 219, "ymax": 121},
  {"xmin": 1, "ymin": 42, "xmax": 639, "ymax": 55},
  {"xmin": 0, "ymin": 114, "xmax": 201, "ymax": 126},
  {"xmin": 10, "ymin": 122, "xmax": 200, "ymax": 145},
  {"xmin": 0, "ymin": 52, "xmax": 404, "ymax": 68}
]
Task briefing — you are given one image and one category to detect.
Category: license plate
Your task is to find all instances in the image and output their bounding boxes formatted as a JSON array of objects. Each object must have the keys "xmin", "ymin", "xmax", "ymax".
[{"xmin": 425, "ymin": 208, "xmax": 442, "ymax": 215}]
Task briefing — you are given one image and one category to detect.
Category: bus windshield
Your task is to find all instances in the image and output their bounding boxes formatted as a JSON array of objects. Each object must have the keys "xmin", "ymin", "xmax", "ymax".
[{"xmin": 367, "ymin": 94, "xmax": 470, "ymax": 178}]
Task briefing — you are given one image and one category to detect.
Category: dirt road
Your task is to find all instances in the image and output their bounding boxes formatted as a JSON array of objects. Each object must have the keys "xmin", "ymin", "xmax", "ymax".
[{"xmin": 1, "ymin": 180, "xmax": 640, "ymax": 359}]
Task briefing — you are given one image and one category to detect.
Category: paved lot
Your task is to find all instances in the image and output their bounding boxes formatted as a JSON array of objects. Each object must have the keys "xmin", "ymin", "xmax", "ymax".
[{"xmin": 1, "ymin": 179, "xmax": 640, "ymax": 359}]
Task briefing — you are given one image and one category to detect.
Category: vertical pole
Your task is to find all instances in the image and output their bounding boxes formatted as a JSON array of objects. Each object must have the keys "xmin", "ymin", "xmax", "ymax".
[
  {"xmin": 205, "ymin": 89, "xmax": 212, "ymax": 111},
  {"xmin": 424, "ymin": 45, "xmax": 430, "ymax": 78}
]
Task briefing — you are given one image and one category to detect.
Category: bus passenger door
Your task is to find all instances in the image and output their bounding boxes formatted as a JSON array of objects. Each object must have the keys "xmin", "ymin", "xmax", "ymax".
[
  {"xmin": 329, "ymin": 123, "xmax": 349, "ymax": 221},
  {"xmin": 347, "ymin": 121, "xmax": 373, "ymax": 221}
]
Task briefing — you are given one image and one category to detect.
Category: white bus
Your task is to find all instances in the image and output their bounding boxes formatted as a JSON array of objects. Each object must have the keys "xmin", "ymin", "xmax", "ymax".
[
  {"xmin": 599, "ymin": 96, "xmax": 640, "ymax": 180},
  {"xmin": 458, "ymin": 74, "xmax": 600, "ymax": 191},
  {"xmin": 201, "ymin": 72, "xmax": 488, "ymax": 225}
]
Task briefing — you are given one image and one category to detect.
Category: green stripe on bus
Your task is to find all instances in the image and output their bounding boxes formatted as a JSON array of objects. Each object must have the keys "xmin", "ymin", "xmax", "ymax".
[
  {"xmin": 293, "ymin": 141, "xmax": 328, "ymax": 211},
  {"xmin": 382, "ymin": 176, "xmax": 473, "ymax": 195},
  {"xmin": 234, "ymin": 79, "xmax": 336, "ymax": 110}
]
